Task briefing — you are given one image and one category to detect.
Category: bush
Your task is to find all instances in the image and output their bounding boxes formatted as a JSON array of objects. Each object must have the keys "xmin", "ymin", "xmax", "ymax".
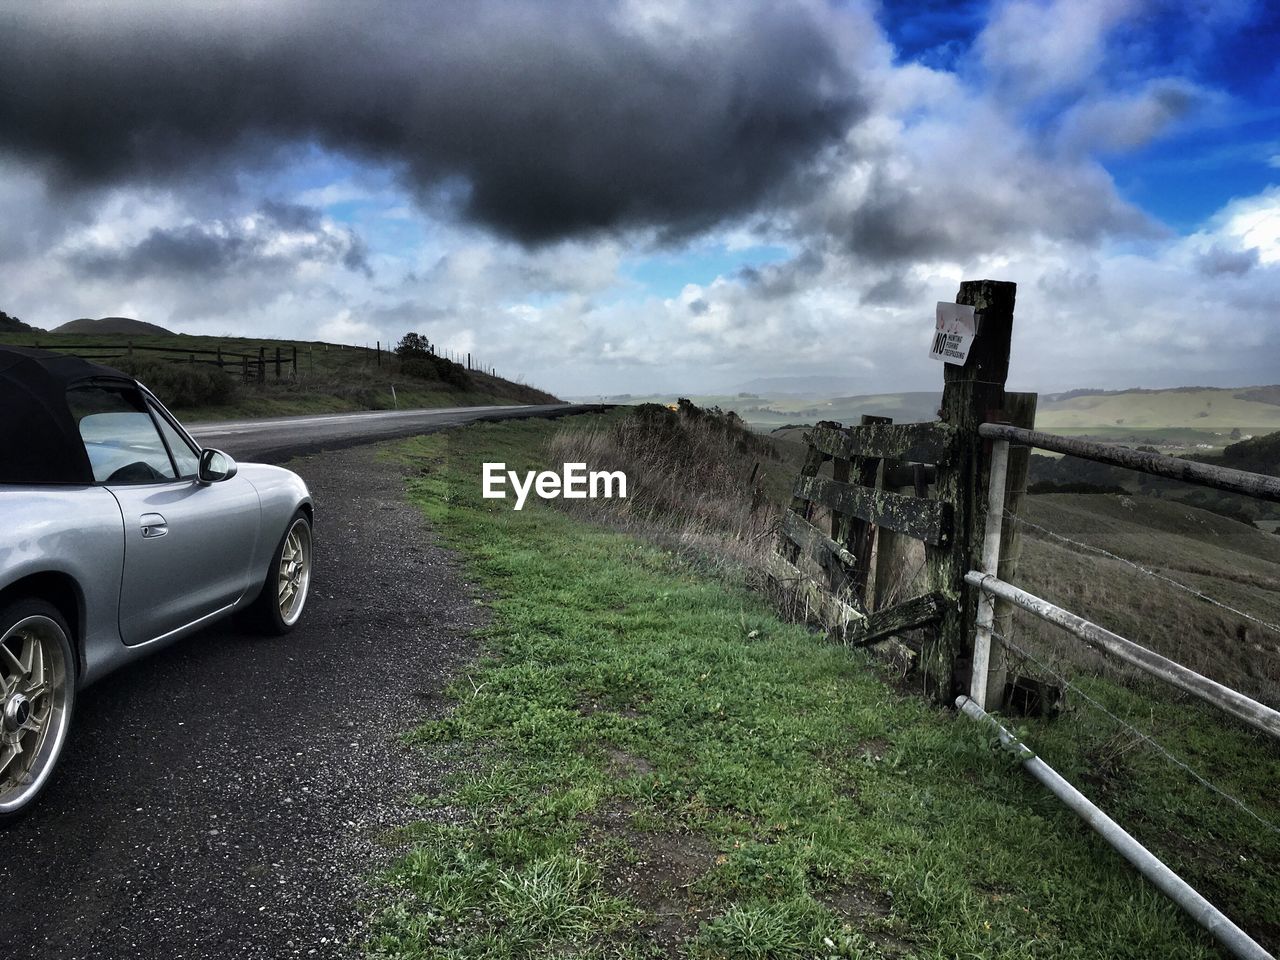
[
  {"xmin": 115, "ymin": 357, "xmax": 238, "ymax": 408},
  {"xmin": 399, "ymin": 353, "xmax": 472, "ymax": 390}
]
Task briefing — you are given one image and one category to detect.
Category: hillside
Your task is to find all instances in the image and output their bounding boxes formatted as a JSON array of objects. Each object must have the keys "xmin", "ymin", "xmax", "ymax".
[
  {"xmin": 0, "ymin": 310, "xmax": 39, "ymax": 333},
  {"xmin": 52, "ymin": 316, "xmax": 176, "ymax": 335},
  {"xmin": 0, "ymin": 330, "xmax": 558, "ymax": 419}
]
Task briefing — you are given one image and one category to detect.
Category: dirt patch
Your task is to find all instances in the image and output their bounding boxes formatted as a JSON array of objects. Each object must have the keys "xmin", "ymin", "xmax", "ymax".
[
  {"xmin": 856, "ymin": 738, "xmax": 892, "ymax": 762},
  {"xmin": 602, "ymin": 745, "xmax": 655, "ymax": 777},
  {"xmin": 821, "ymin": 882, "xmax": 892, "ymax": 920},
  {"xmin": 821, "ymin": 882, "xmax": 914, "ymax": 958},
  {"xmin": 580, "ymin": 802, "xmax": 718, "ymax": 954}
]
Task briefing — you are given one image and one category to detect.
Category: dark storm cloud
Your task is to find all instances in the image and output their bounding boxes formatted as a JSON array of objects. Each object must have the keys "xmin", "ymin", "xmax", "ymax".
[
  {"xmin": 0, "ymin": 1, "xmax": 865, "ymax": 244},
  {"xmin": 69, "ymin": 203, "xmax": 368, "ymax": 280}
]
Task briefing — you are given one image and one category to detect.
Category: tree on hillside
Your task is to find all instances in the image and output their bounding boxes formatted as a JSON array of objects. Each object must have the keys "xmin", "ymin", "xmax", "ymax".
[
  {"xmin": 395, "ymin": 332, "xmax": 432, "ymax": 358},
  {"xmin": 0, "ymin": 309, "xmax": 38, "ymax": 333}
]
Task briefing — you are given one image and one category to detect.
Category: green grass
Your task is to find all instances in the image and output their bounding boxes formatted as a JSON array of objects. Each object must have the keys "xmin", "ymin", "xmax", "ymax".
[
  {"xmin": 0, "ymin": 331, "xmax": 556, "ymax": 419},
  {"xmin": 370, "ymin": 416, "xmax": 1279, "ymax": 959}
]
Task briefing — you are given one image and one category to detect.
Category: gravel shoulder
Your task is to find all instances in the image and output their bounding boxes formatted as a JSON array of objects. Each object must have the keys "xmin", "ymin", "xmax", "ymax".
[{"xmin": 1, "ymin": 442, "xmax": 479, "ymax": 959}]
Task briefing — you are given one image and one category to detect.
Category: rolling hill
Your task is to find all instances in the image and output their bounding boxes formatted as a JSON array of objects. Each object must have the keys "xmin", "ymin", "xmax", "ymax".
[{"xmin": 52, "ymin": 316, "xmax": 176, "ymax": 336}]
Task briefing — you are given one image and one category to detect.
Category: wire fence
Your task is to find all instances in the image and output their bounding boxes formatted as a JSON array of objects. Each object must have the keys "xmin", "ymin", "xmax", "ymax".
[
  {"xmin": 1004, "ymin": 508, "xmax": 1280, "ymax": 639},
  {"xmin": 992, "ymin": 625, "xmax": 1280, "ymax": 836}
]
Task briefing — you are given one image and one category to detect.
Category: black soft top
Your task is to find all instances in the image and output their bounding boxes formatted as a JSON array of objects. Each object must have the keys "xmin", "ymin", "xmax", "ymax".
[{"xmin": 0, "ymin": 346, "xmax": 137, "ymax": 484}]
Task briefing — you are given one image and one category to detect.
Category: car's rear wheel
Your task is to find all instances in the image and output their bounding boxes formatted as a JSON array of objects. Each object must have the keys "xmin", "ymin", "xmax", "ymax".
[
  {"xmin": 0, "ymin": 599, "xmax": 75, "ymax": 823},
  {"xmin": 251, "ymin": 510, "xmax": 313, "ymax": 635}
]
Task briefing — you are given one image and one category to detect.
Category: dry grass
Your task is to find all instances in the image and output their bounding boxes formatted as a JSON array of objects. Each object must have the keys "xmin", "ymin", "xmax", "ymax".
[
  {"xmin": 546, "ymin": 402, "xmax": 785, "ymax": 578},
  {"xmin": 1008, "ymin": 493, "xmax": 1280, "ymax": 706}
]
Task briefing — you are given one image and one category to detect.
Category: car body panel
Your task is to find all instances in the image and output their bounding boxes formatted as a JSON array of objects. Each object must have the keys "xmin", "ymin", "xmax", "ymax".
[
  {"xmin": 0, "ymin": 485, "xmax": 126, "ymax": 682},
  {"xmin": 0, "ymin": 362, "xmax": 312, "ymax": 690},
  {"xmin": 109, "ymin": 473, "xmax": 262, "ymax": 645}
]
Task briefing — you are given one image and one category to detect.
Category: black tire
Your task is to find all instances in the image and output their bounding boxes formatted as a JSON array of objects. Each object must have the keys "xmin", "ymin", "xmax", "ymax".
[
  {"xmin": 0, "ymin": 598, "xmax": 76, "ymax": 825},
  {"xmin": 249, "ymin": 509, "xmax": 313, "ymax": 636}
]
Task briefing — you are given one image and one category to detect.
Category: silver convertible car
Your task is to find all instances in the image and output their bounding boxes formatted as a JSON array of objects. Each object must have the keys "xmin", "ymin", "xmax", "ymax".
[{"xmin": 0, "ymin": 346, "xmax": 313, "ymax": 820}]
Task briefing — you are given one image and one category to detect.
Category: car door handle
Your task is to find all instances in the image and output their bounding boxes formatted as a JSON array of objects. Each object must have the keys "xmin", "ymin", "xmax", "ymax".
[{"xmin": 140, "ymin": 513, "xmax": 168, "ymax": 539}]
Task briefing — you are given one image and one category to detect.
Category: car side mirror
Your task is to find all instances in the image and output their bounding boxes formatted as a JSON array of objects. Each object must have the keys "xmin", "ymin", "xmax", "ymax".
[{"xmin": 198, "ymin": 448, "xmax": 238, "ymax": 484}]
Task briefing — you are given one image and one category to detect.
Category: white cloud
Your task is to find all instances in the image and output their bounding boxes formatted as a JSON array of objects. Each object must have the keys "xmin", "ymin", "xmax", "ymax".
[{"xmin": 977, "ymin": 0, "xmax": 1144, "ymax": 103}]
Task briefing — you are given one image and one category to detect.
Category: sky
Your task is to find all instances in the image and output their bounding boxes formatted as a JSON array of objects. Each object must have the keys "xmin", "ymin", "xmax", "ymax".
[{"xmin": 1, "ymin": 0, "xmax": 1277, "ymax": 398}]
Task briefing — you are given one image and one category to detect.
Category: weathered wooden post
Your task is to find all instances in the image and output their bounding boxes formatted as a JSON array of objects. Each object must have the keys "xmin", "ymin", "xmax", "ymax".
[
  {"xmin": 257, "ymin": 346, "xmax": 265, "ymax": 384},
  {"xmin": 376, "ymin": 341, "xmax": 381, "ymax": 367},
  {"xmin": 216, "ymin": 346, "xmax": 223, "ymax": 368},
  {"xmin": 838, "ymin": 414, "xmax": 890, "ymax": 607},
  {"xmin": 923, "ymin": 279, "xmax": 1016, "ymax": 701},
  {"xmin": 292, "ymin": 345, "xmax": 298, "ymax": 376}
]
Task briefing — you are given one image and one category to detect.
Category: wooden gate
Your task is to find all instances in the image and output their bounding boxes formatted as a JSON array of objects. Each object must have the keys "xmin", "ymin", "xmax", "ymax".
[{"xmin": 769, "ymin": 279, "xmax": 1036, "ymax": 702}]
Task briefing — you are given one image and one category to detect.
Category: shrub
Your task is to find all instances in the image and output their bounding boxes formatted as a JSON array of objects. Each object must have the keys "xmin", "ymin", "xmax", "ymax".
[
  {"xmin": 399, "ymin": 354, "xmax": 472, "ymax": 390},
  {"xmin": 115, "ymin": 357, "xmax": 237, "ymax": 408}
]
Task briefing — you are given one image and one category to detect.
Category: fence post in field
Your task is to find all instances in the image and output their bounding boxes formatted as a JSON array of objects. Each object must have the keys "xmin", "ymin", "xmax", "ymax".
[
  {"xmin": 923, "ymin": 279, "xmax": 1015, "ymax": 701},
  {"xmin": 467, "ymin": 352, "xmax": 471, "ymax": 371},
  {"xmin": 216, "ymin": 346, "xmax": 223, "ymax": 368},
  {"xmin": 188, "ymin": 352, "xmax": 195, "ymax": 365},
  {"xmin": 376, "ymin": 341, "xmax": 381, "ymax": 367},
  {"xmin": 127, "ymin": 340, "xmax": 133, "ymax": 358},
  {"xmin": 241, "ymin": 355, "xmax": 248, "ymax": 382},
  {"xmin": 274, "ymin": 346, "xmax": 281, "ymax": 379},
  {"xmin": 258, "ymin": 346, "xmax": 265, "ymax": 384},
  {"xmin": 292, "ymin": 345, "xmax": 298, "ymax": 376}
]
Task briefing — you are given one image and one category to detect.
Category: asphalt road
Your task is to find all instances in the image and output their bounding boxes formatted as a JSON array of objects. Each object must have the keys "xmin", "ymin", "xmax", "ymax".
[
  {"xmin": 1, "ymin": 403, "xmax": 591, "ymax": 959},
  {"xmin": 188, "ymin": 402, "xmax": 601, "ymax": 462}
]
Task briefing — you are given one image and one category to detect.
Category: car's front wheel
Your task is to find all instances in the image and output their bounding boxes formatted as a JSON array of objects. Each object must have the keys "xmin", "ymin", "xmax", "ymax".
[
  {"xmin": 0, "ymin": 599, "xmax": 76, "ymax": 824},
  {"xmin": 251, "ymin": 510, "xmax": 313, "ymax": 635}
]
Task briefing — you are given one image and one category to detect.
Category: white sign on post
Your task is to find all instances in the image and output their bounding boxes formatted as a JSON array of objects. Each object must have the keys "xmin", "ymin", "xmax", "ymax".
[{"xmin": 928, "ymin": 302, "xmax": 977, "ymax": 365}]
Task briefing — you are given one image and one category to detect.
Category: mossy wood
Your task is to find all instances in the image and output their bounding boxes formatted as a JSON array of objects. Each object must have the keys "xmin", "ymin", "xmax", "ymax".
[
  {"xmin": 807, "ymin": 421, "xmax": 954, "ymax": 464},
  {"xmin": 922, "ymin": 279, "xmax": 1017, "ymax": 701},
  {"xmin": 767, "ymin": 552, "xmax": 867, "ymax": 629},
  {"xmin": 772, "ymin": 278, "xmax": 1021, "ymax": 705},
  {"xmin": 846, "ymin": 592, "xmax": 947, "ymax": 647},
  {"xmin": 793, "ymin": 474, "xmax": 951, "ymax": 546}
]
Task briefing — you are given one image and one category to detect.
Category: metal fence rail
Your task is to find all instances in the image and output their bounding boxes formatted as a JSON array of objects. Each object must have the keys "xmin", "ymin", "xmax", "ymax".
[
  {"xmin": 966, "ymin": 571, "xmax": 1280, "ymax": 740},
  {"xmin": 977, "ymin": 422, "xmax": 1280, "ymax": 502},
  {"xmin": 964, "ymin": 421, "xmax": 1280, "ymax": 958},
  {"xmin": 956, "ymin": 696, "xmax": 1274, "ymax": 960}
]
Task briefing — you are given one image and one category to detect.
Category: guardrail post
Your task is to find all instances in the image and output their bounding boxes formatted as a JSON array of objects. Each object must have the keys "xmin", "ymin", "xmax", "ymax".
[{"xmin": 924, "ymin": 279, "xmax": 1016, "ymax": 702}]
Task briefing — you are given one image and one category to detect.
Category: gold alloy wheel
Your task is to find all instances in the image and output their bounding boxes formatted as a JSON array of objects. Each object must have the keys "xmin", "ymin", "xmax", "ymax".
[
  {"xmin": 0, "ymin": 615, "xmax": 72, "ymax": 815},
  {"xmin": 277, "ymin": 518, "xmax": 312, "ymax": 627}
]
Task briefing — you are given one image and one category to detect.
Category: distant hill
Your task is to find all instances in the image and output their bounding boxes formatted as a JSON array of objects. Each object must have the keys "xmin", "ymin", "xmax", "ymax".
[
  {"xmin": 0, "ymin": 310, "xmax": 39, "ymax": 333},
  {"xmin": 53, "ymin": 317, "xmax": 176, "ymax": 336}
]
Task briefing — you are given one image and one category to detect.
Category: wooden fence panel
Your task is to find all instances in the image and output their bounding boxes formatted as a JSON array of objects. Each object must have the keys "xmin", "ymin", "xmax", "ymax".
[{"xmin": 792, "ymin": 475, "xmax": 951, "ymax": 546}]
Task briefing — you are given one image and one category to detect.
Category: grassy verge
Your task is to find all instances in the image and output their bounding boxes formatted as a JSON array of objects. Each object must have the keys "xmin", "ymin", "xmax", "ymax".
[{"xmin": 370, "ymin": 416, "xmax": 1278, "ymax": 959}]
